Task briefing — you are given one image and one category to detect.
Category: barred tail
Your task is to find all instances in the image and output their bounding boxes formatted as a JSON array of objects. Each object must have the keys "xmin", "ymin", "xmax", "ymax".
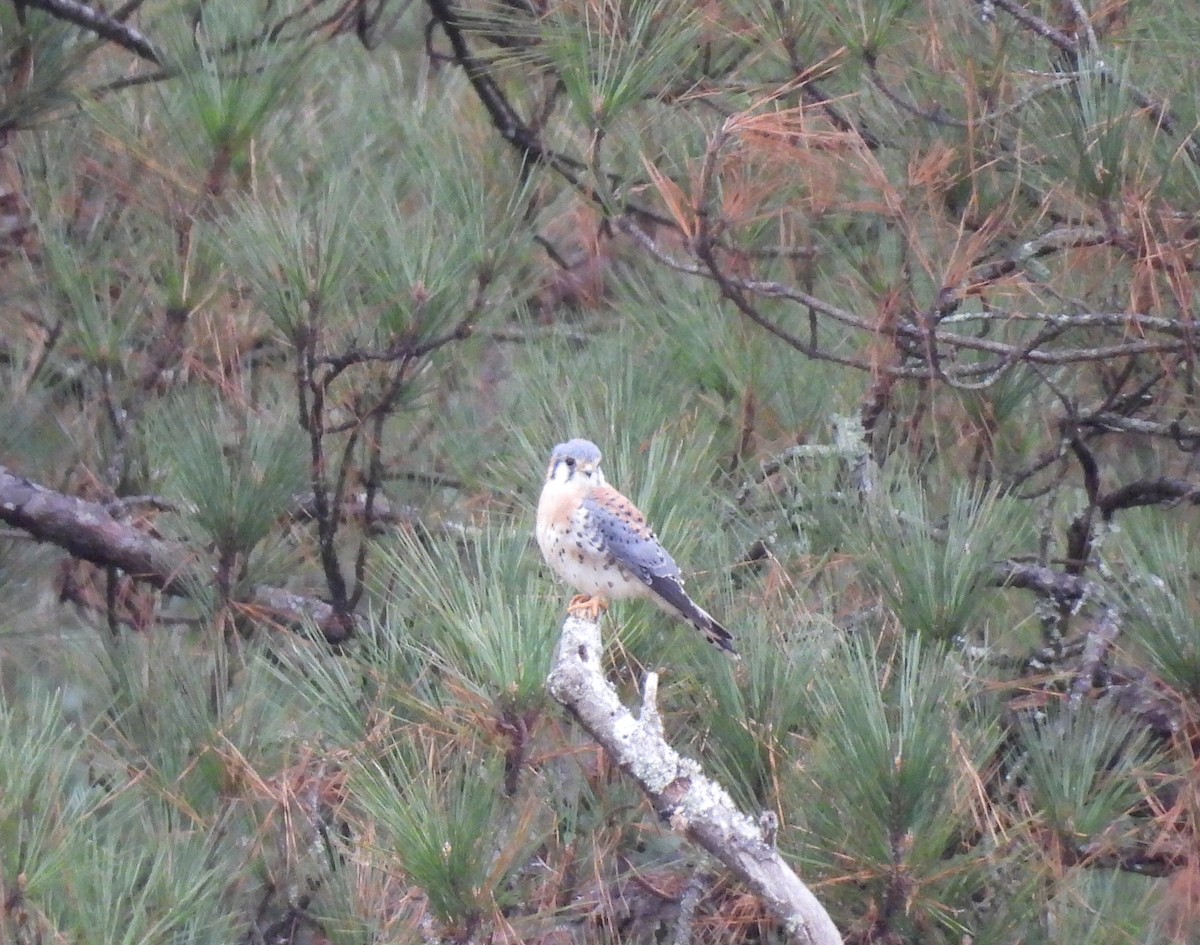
[
  {"xmin": 692, "ymin": 611, "xmax": 737, "ymax": 654},
  {"xmin": 646, "ymin": 573, "xmax": 737, "ymax": 655}
]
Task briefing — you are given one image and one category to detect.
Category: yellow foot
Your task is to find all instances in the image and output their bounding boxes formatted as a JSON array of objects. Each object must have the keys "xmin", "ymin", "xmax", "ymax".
[{"xmin": 566, "ymin": 594, "xmax": 609, "ymax": 622}]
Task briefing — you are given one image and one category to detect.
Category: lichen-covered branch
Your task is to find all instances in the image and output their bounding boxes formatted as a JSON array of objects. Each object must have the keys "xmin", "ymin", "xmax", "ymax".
[{"xmin": 546, "ymin": 614, "xmax": 843, "ymax": 944}]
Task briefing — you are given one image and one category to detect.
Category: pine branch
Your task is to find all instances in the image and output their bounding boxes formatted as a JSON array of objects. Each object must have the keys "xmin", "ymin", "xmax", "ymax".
[
  {"xmin": 546, "ymin": 613, "xmax": 843, "ymax": 944},
  {"xmin": 0, "ymin": 465, "xmax": 353, "ymax": 642},
  {"xmin": 18, "ymin": 0, "xmax": 161, "ymax": 64}
]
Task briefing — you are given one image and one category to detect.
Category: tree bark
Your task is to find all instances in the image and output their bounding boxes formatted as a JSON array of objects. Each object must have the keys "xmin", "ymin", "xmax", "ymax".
[
  {"xmin": 0, "ymin": 466, "xmax": 352, "ymax": 641},
  {"xmin": 546, "ymin": 613, "xmax": 843, "ymax": 944}
]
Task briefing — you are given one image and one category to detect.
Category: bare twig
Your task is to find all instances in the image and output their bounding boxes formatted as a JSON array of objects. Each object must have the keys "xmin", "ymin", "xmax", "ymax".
[{"xmin": 19, "ymin": 0, "xmax": 161, "ymax": 63}]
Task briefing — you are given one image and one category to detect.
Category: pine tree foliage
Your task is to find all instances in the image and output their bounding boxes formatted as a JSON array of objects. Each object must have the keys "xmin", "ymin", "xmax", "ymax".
[
  {"xmin": 802, "ymin": 638, "xmax": 1005, "ymax": 940},
  {"xmin": 858, "ymin": 473, "xmax": 1033, "ymax": 641},
  {"xmin": 1113, "ymin": 515, "xmax": 1200, "ymax": 698},
  {"xmin": 1, "ymin": 0, "xmax": 1199, "ymax": 941}
]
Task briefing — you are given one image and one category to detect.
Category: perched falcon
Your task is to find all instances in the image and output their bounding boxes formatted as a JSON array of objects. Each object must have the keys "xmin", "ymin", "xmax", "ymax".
[{"xmin": 536, "ymin": 438, "xmax": 736, "ymax": 653}]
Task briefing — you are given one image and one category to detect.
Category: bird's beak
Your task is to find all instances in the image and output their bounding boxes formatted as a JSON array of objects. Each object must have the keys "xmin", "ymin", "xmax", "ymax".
[{"xmin": 578, "ymin": 461, "xmax": 597, "ymax": 474}]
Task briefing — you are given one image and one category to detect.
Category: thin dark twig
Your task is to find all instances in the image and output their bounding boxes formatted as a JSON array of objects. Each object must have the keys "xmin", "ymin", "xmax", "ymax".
[
  {"xmin": 20, "ymin": 0, "xmax": 161, "ymax": 63},
  {"xmin": 317, "ymin": 315, "xmax": 475, "ymax": 375}
]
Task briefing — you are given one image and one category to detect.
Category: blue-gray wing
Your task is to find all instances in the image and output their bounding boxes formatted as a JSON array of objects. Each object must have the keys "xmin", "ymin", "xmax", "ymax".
[
  {"xmin": 582, "ymin": 486, "xmax": 680, "ymax": 581},
  {"xmin": 582, "ymin": 486, "xmax": 736, "ymax": 653}
]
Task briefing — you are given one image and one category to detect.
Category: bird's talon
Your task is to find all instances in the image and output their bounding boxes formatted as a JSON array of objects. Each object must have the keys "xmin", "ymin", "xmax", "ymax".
[{"xmin": 567, "ymin": 594, "xmax": 607, "ymax": 621}]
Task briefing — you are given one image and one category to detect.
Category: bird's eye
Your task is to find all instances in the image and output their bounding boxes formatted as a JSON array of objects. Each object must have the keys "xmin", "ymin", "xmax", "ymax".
[{"xmin": 563, "ymin": 457, "xmax": 576, "ymax": 469}]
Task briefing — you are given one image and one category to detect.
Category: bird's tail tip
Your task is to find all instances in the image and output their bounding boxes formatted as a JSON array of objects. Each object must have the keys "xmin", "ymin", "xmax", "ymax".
[{"xmin": 700, "ymin": 617, "xmax": 738, "ymax": 656}]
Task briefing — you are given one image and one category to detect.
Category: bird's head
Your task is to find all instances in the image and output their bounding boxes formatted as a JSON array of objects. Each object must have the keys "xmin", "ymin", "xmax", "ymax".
[{"xmin": 546, "ymin": 438, "xmax": 605, "ymax": 486}]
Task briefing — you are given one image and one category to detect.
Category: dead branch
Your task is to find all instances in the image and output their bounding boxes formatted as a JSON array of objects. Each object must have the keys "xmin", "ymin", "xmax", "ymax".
[
  {"xmin": 546, "ymin": 613, "xmax": 843, "ymax": 945},
  {"xmin": 0, "ymin": 465, "xmax": 353, "ymax": 642},
  {"xmin": 17, "ymin": 0, "xmax": 161, "ymax": 64}
]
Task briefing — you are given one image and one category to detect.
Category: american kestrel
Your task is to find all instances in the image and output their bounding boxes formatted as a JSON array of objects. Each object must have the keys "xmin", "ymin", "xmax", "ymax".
[{"xmin": 536, "ymin": 438, "xmax": 736, "ymax": 653}]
